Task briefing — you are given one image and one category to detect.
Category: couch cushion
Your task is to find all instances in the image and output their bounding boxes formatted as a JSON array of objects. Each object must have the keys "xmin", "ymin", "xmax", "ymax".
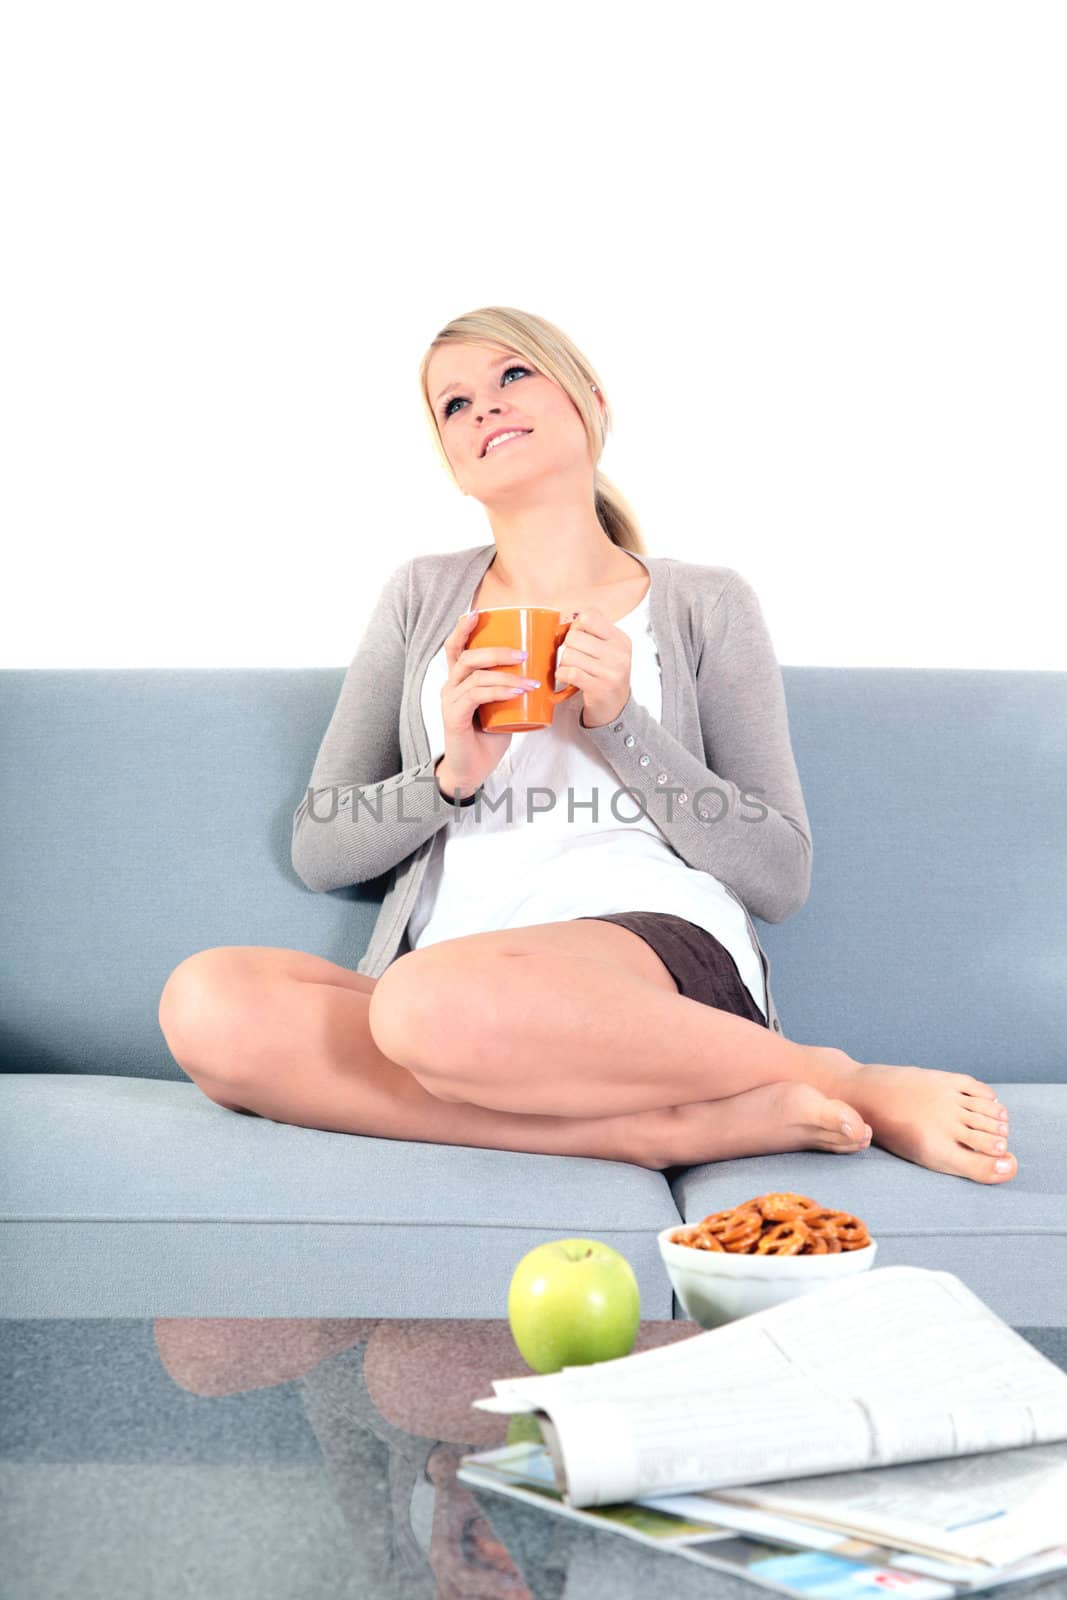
[
  {"xmin": 0, "ymin": 668, "xmax": 384, "ymax": 1080},
  {"xmin": 668, "ymin": 1083, "xmax": 1067, "ymax": 1328},
  {"xmin": 3, "ymin": 667, "xmax": 1065, "ymax": 1086},
  {"xmin": 0, "ymin": 1074, "xmax": 682, "ymax": 1319},
  {"xmin": 760, "ymin": 668, "xmax": 1067, "ymax": 1083}
]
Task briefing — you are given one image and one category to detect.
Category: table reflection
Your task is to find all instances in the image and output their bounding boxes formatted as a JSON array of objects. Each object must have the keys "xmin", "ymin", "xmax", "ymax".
[{"xmin": 151, "ymin": 1317, "xmax": 694, "ymax": 1598}]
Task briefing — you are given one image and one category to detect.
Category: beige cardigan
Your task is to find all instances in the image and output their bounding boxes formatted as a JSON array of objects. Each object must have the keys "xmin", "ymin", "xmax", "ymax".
[{"xmin": 292, "ymin": 541, "xmax": 814, "ymax": 1036}]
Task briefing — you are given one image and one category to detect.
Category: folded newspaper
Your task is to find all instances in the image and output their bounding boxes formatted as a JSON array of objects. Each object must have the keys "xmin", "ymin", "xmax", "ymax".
[
  {"xmin": 458, "ymin": 1442, "xmax": 1067, "ymax": 1597},
  {"xmin": 463, "ymin": 1266, "xmax": 1067, "ymax": 1579}
]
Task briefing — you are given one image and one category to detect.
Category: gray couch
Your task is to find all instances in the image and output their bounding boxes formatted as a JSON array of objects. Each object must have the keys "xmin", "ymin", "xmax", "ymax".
[{"xmin": 2, "ymin": 666, "xmax": 1065, "ymax": 1333}]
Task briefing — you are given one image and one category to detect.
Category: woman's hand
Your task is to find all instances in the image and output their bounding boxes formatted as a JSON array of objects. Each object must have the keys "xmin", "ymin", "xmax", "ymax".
[
  {"xmin": 436, "ymin": 611, "xmax": 538, "ymax": 797},
  {"xmin": 556, "ymin": 608, "xmax": 633, "ymax": 728}
]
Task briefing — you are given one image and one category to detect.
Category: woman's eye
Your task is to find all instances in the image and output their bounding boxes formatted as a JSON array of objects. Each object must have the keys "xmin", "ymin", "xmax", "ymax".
[{"xmin": 442, "ymin": 365, "xmax": 529, "ymax": 419}]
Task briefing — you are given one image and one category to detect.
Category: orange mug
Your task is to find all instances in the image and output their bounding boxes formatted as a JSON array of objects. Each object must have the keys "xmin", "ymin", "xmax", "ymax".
[{"xmin": 468, "ymin": 607, "xmax": 580, "ymax": 732}]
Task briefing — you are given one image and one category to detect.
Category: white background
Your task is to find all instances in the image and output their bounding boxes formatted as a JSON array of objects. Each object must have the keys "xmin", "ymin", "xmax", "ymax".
[{"xmin": 3, "ymin": 1, "xmax": 1063, "ymax": 669}]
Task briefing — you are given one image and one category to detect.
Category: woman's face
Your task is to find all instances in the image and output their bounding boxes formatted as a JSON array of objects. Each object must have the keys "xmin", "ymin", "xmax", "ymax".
[{"xmin": 427, "ymin": 342, "xmax": 597, "ymax": 500}]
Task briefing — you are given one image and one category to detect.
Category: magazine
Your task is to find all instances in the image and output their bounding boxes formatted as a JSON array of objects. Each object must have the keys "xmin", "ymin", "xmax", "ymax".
[
  {"xmin": 466, "ymin": 1267, "xmax": 1067, "ymax": 1566},
  {"xmin": 459, "ymin": 1439, "xmax": 1067, "ymax": 1598}
]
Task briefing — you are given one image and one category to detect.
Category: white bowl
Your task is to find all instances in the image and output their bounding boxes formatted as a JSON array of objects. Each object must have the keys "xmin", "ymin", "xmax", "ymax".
[{"xmin": 658, "ymin": 1224, "xmax": 878, "ymax": 1328}]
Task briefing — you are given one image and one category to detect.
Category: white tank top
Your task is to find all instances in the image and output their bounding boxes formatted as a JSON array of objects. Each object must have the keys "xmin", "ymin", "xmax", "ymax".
[{"xmin": 407, "ymin": 587, "xmax": 768, "ymax": 1019}]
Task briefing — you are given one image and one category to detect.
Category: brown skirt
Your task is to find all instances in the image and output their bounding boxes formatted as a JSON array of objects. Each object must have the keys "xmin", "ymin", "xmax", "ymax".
[{"xmin": 572, "ymin": 910, "xmax": 768, "ymax": 1027}]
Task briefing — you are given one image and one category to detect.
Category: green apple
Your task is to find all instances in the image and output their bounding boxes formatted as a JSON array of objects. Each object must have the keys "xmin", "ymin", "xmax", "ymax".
[{"xmin": 507, "ymin": 1237, "xmax": 641, "ymax": 1374}]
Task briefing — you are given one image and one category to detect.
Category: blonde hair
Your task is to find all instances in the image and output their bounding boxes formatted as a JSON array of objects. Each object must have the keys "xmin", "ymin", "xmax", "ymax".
[{"xmin": 419, "ymin": 306, "xmax": 648, "ymax": 556}]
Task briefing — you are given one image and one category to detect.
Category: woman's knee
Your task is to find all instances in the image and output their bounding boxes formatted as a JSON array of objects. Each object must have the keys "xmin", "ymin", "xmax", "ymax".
[
  {"xmin": 157, "ymin": 948, "xmax": 256, "ymax": 1081},
  {"xmin": 367, "ymin": 948, "xmax": 499, "ymax": 1077}
]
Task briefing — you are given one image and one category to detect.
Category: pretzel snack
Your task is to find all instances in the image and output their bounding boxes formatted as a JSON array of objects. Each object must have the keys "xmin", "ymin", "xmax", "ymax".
[
  {"xmin": 669, "ymin": 1193, "xmax": 871, "ymax": 1256},
  {"xmin": 755, "ymin": 1220, "xmax": 812, "ymax": 1255},
  {"xmin": 757, "ymin": 1193, "xmax": 821, "ymax": 1222},
  {"xmin": 703, "ymin": 1205, "xmax": 762, "ymax": 1253}
]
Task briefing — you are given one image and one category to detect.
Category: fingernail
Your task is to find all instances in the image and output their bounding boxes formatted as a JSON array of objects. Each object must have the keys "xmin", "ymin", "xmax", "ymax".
[
  {"xmin": 840, "ymin": 1121, "xmax": 853, "ymax": 1137},
  {"xmin": 995, "ymin": 1158, "xmax": 1011, "ymax": 1172},
  {"xmin": 995, "ymin": 1139, "xmax": 1006, "ymax": 1152}
]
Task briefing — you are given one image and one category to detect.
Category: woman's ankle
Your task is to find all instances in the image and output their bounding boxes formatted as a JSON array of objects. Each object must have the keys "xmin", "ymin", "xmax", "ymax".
[{"xmin": 801, "ymin": 1045, "xmax": 860, "ymax": 1099}]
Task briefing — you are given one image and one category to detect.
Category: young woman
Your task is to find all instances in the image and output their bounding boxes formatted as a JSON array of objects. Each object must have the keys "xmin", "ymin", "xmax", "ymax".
[{"xmin": 158, "ymin": 306, "xmax": 1016, "ymax": 1185}]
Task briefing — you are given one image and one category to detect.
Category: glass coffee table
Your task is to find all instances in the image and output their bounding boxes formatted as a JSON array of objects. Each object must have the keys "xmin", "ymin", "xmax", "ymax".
[{"xmin": 3, "ymin": 1316, "xmax": 1065, "ymax": 1599}]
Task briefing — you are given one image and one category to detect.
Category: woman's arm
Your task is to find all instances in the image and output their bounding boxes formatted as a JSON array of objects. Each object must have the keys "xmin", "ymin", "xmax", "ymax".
[
  {"xmin": 578, "ymin": 570, "xmax": 812, "ymax": 923},
  {"xmin": 291, "ymin": 559, "xmax": 471, "ymax": 892}
]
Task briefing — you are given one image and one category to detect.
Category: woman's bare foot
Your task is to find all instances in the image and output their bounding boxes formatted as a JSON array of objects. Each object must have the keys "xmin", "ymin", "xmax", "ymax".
[
  {"xmin": 658, "ymin": 1080, "xmax": 872, "ymax": 1169},
  {"xmin": 828, "ymin": 1058, "xmax": 1017, "ymax": 1184}
]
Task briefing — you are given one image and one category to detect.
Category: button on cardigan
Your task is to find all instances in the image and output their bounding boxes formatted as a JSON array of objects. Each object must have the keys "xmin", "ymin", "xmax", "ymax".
[{"xmin": 291, "ymin": 541, "xmax": 814, "ymax": 1036}]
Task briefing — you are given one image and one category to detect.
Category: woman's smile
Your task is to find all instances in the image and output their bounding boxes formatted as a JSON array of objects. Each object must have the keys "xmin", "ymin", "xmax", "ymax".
[{"xmin": 482, "ymin": 430, "xmax": 532, "ymax": 459}]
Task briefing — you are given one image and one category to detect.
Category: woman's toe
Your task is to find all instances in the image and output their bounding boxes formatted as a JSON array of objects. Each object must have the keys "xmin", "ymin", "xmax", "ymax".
[
  {"xmin": 959, "ymin": 1123, "xmax": 1009, "ymax": 1157},
  {"xmin": 953, "ymin": 1145, "xmax": 1017, "ymax": 1183},
  {"xmin": 961, "ymin": 1088, "xmax": 1008, "ymax": 1125},
  {"xmin": 960, "ymin": 1079, "xmax": 998, "ymax": 1102},
  {"xmin": 819, "ymin": 1097, "xmax": 870, "ymax": 1151},
  {"xmin": 963, "ymin": 1108, "xmax": 1007, "ymax": 1135}
]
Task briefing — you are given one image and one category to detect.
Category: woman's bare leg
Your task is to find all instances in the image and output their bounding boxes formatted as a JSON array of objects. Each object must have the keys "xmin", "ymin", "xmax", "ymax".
[
  {"xmin": 156, "ymin": 946, "xmax": 869, "ymax": 1169},
  {"xmin": 366, "ymin": 923, "xmax": 1018, "ymax": 1186},
  {"xmin": 159, "ymin": 947, "xmax": 660, "ymax": 1164}
]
